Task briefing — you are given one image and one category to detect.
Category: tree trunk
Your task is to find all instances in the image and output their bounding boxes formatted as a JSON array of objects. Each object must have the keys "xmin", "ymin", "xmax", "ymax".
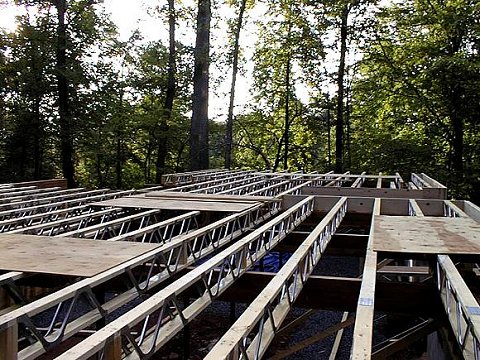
[
  {"xmin": 335, "ymin": 4, "xmax": 349, "ymax": 174},
  {"xmin": 224, "ymin": 0, "xmax": 247, "ymax": 169},
  {"xmin": 33, "ymin": 95, "xmax": 42, "ymax": 180},
  {"xmin": 156, "ymin": 0, "xmax": 176, "ymax": 183},
  {"xmin": 116, "ymin": 132, "xmax": 122, "ymax": 189},
  {"xmin": 449, "ymin": 81, "xmax": 464, "ymax": 178},
  {"xmin": 55, "ymin": 0, "xmax": 75, "ymax": 187},
  {"xmin": 346, "ymin": 86, "xmax": 352, "ymax": 169},
  {"xmin": 327, "ymin": 106, "xmax": 331, "ymax": 168},
  {"xmin": 190, "ymin": 0, "xmax": 211, "ymax": 171},
  {"xmin": 283, "ymin": 56, "xmax": 291, "ymax": 170}
]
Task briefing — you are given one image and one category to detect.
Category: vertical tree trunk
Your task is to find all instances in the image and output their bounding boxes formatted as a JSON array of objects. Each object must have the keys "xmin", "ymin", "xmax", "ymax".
[
  {"xmin": 33, "ymin": 96, "xmax": 41, "ymax": 179},
  {"xmin": 224, "ymin": 0, "xmax": 247, "ymax": 169},
  {"xmin": 283, "ymin": 56, "xmax": 291, "ymax": 170},
  {"xmin": 346, "ymin": 85, "xmax": 352, "ymax": 169},
  {"xmin": 116, "ymin": 133, "xmax": 122, "ymax": 189},
  {"xmin": 190, "ymin": 0, "xmax": 211, "ymax": 171},
  {"xmin": 327, "ymin": 106, "xmax": 331, "ymax": 168},
  {"xmin": 335, "ymin": 4, "xmax": 349, "ymax": 174},
  {"xmin": 55, "ymin": 0, "xmax": 76, "ymax": 187},
  {"xmin": 450, "ymin": 83, "xmax": 464, "ymax": 178},
  {"xmin": 156, "ymin": 0, "xmax": 176, "ymax": 183}
]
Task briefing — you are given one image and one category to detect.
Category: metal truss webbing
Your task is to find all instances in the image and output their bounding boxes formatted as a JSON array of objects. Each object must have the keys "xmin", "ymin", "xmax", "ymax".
[
  {"xmin": 106, "ymin": 210, "xmax": 200, "ymax": 243},
  {"xmin": 206, "ymin": 197, "xmax": 347, "ymax": 360},
  {"xmin": 0, "ymin": 201, "xmax": 279, "ymax": 360},
  {"xmin": 56, "ymin": 196, "xmax": 314, "ymax": 360},
  {"xmin": 436, "ymin": 255, "xmax": 480, "ymax": 360},
  {"xmin": 56, "ymin": 209, "xmax": 160, "ymax": 239},
  {"xmin": 0, "ymin": 190, "xmax": 133, "ymax": 222},
  {"xmin": 7, "ymin": 208, "xmax": 123, "ymax": 236},
  {"xmin": 412, "ymin": 200, "xmax": 480, "ymax": 360},
  {"xmin": 163, "ymin": 171, "xmax": 255, "ymax": 192}
]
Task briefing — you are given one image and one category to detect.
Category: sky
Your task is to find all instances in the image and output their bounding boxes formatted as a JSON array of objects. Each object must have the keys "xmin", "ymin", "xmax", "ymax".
[
  {"xmin": 0, "ymin": 0, "xmax": 261, "ymax": 121},
  {"xmin": 0, "ymin": 0, "xmax": 369, "ymax": 122}
]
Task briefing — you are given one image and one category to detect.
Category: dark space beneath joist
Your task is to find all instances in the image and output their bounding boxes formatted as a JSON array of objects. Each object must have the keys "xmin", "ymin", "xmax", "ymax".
[{"xmin": 217, "ymin": 271, "xmax": 443, "ymax": 317}]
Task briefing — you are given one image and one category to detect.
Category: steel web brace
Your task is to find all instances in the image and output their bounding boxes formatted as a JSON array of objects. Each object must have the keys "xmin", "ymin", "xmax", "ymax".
[{"xmin": 2, "ymin": 280, "xmax": 27, "ymax": 305}]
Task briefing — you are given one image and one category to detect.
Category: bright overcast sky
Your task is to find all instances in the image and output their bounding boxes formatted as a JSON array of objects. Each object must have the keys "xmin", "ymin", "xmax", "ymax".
[{"xmin": 0, "ymin": 0, "xmax": 258, "ymax": 121}]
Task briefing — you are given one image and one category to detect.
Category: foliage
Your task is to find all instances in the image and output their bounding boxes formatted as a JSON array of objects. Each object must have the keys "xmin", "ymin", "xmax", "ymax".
[
  {"xmin": 352, "ymin": 0, "xmax": 480, "ymax": 199},
  {"xmin": 0, "ymin": 0, "xmax": 479, "ymax": 204}
]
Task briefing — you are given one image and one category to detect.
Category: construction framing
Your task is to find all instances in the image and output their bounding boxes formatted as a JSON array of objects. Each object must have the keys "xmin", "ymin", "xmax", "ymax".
[{"xmin": 0, "ymin": 171, "xmax": 478, "ymax": 360}]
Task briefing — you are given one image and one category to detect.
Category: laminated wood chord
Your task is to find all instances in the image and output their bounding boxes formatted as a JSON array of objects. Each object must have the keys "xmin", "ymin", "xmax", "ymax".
[
  {"xmin": 55, "ymin": 197, "xmax": 314, "ymax": 360},
  {"xmin": 436, "ymin": 255, "xmax": 480, "ymax": 360},
  {"xmin": 0, "ymin": 202, "xmax": 280, "ymax": 360},
  {"xmin": 351, "ymin": 198, "xmax": 380, "ymax": 359},
  {"xmin": 205, "ymin": 197, "xmax": 347, "ymax": 360}
]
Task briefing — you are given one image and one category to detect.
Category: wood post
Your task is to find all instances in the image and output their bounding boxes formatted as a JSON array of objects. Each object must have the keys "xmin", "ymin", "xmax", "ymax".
[{"xmin": 0, "ymin": 322, "xmax": 18, "ymax": 360}]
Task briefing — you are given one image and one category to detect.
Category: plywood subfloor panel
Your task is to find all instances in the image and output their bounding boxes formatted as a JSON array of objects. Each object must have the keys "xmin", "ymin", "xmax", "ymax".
[
  {"xmin": 0, "ymin": 234, "xmax": 160, "ymax": 277},
  {"xmin": 92, "ymin": 196, "xmax": 257, "ymax": 212},
  {"xmin": 144, "ymin": 191, "xmax": 277, "ymax": 203},
  {"xmin": 373, "ymin": 216, "xmax": 480, "ymax": 254}
]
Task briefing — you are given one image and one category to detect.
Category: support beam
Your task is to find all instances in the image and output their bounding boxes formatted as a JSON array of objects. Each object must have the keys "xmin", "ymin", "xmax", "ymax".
[
  {"xmin": 0, "ymin": 322, "xmax": 18, "ymax": 360},
  {"xmin": 436, "ymin": 255, "xmax": 480, "ymax": 359},
  {"xmin": 372, "ymin": 318, "xmax": 440, "ymax": 359},
  {"xmin": 351, "ymin": 198, "xmax": 380, "ymax": 359},
  {"xmin": 205, "ymin": 198, "xmax": 347, "ymax": 359},
  {"xmin": 268, "ymin": 316, "xmax": 355, "ymax": 360},
  {"xmin": 217, "ymin": 272, "xmax": 441, "ymax": 316},
  {"xmin": 56, "ymin": 197, "xmax": 315, "ymax": 359}
]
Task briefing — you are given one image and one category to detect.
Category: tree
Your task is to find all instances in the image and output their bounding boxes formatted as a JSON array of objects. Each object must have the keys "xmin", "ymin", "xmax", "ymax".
[
  {"xmin": 155, "ymin": 0, "xmax": 176, "ymax": 182},
  {"xmin": 224, "ymin": 0, "xmax": 248, "ymax": 169},
  {"xmin": 190, "ymin": 0, "xmax": 211, "ymax": 170},
  {"xmin": 250, "ymin": 0, "xmax": 325, "ymax": 171},
  {"xmin": 0, "ymin": 12, "xmax": 56, "ymax": 182},
  {"xmin": 54, "ymin": 0, "xmax": 76, "ymax": 187},
  {"xmin": 352, "ymin": 0, "xmax": 480, "ymax": 196}
]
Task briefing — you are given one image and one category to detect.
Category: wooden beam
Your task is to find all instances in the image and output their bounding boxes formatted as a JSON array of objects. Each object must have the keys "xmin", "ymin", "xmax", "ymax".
[
  {"xmin": 303, "ymin": 187, "xmax": 447, "ymax": 200},
  {"xmin": 351, "ymin": 198, "xmax": 380, "ymax": 359},
  {"xmin": 217, "ymin": 272, "xmax": 441, "ymax": 316},
  {"xmin": 376, "ymin": 172, "xmax": 382, "ymax": 189},
  {"xmin": 351, "ymin": 172, "xmax": 366, "ymax": 188},
  {"xmin": 329, "ymin": 311, "xmax": 349, "ymax": 360},
  {"xmin": 372, "ymin": 318, "xmax": 440, "ymax": 359},
  {"xmin": 0, "ymin": 322, "xmax": 18, "ymax": 360},
  {"xmin": 268, "ymin": 316, "xmax": 355, "ymax": 360},
  {"xmin": 436, "ymin": 254, "xmax": 480, "ymax": 359},
  {"xmin": 377, "ymin": 266, "xmax": 430, "ymax": 276}
]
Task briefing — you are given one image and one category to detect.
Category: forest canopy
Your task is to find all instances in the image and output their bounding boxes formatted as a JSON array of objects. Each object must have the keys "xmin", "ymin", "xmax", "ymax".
[{"xmin": 0, "ymin": 0, "xmax": 479, "ymax": 201}]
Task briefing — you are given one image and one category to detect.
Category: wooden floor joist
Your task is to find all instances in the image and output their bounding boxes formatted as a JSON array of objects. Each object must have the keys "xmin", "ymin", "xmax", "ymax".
[
  {"xmin": 205, "ymin": 197, "xmax": 347, "ymax": 360},
  {"xmin": 351, "ymin": 198, "xmax": 380, "ymax": 359},
  {"xmin": 0, "ymin": 171, "xmax": 477, "ymax": 359}
]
